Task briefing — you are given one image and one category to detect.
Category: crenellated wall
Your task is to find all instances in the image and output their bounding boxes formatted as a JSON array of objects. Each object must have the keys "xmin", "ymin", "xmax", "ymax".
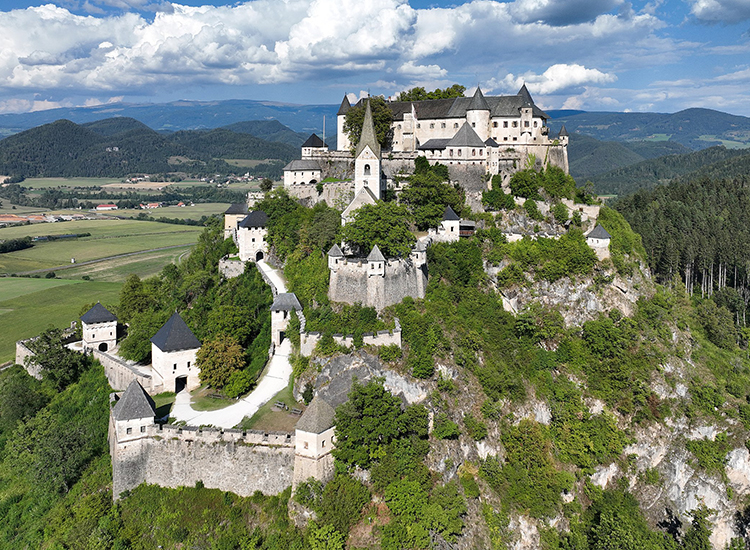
[
  {"xmin": 299, "ymin": 319, "xmax": 402, "ymax": 357},
  {"xmin": 110, "ymin": 416, "xmax": 296, "ymax": 499}
]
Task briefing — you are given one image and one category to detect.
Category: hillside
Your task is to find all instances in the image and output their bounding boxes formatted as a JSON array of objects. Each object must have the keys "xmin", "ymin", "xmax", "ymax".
[
  {"xmin": 589, "ymin": 145, "xmax": 749, "ymax": 195},
  {"xmin": 549, "ymin": 107, "xmax": 750, "ymax": 150},
  {"xmin": 0, "ymin": 118, "xmax": 299, "ymax": 178},
  {"xmin": 221, "ymin": 119, "xmax": 309, "ymax": 147}
]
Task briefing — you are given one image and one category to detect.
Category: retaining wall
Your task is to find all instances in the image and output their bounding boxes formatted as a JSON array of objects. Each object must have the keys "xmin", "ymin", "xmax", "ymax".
[{"xmin": 95, "ymin": 349, "xmax": 154, "ymax": 392}]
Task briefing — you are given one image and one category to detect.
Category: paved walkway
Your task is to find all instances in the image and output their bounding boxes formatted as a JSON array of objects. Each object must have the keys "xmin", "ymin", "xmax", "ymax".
[{"xmin": 170, "ymin": 260, "xmax": 293, "ymax": 429}]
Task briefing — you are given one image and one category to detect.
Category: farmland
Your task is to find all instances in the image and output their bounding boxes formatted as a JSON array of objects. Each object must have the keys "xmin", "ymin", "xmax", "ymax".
[
  {"xmin": 0, "ymin": 279, "xmax": 122, "ymax": 363},
  {"xmin": 0, "ymin": 219, "xmax": 201, "ymax": 274}
]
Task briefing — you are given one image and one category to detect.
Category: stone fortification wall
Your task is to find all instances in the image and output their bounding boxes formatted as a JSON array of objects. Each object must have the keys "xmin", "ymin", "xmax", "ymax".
[
  {"xmin": 561, "ymin": 200, "xmax": 601, "ymax": 224},
  {"xmin": 15, "ymin": 340, "xmax": 40, "ymax": 378},
  {"xmin": 111, "ymin": 420, "xmax": 295, "ymax": 499},
  {"xmin": 287, "ymin": 182, "xmax": 354, "ymax": 210},
  {"xmin": 95, "ymin": 349, "xmax": 154, "ymax": 392},
  {"xmin": 219, "ymin": 258, "xmax": 245, "ymax": 279},
  {"xmin": 328, "ymin": 258, "xmax": 426, "ymax": 311},
  {"xmin": 299, "ymin": 319, "xmax": 402, "ymax": 357}
]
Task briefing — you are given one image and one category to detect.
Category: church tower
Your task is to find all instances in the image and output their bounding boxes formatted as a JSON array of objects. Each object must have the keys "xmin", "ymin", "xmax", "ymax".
[
  {"xmin": 466, "ymin": 86, "xmax": 490, "ymax": 142},
  {"xmin": 354, "ymin": 100, "xmax": 383, "ymax": 200},
  {"xmin": 336, "ymin": 95, "xmax": 351, "ymax": 151}
]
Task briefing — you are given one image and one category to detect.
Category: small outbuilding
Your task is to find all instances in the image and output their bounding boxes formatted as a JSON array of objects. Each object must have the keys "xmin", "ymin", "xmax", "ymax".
[
  {"xmin": 283, "ymin": 159, "xmax": 322, "ymax": 187},
  {"xmin": 270, "ymin": 293, "xmax": 302, "ymax": 346},
  {"xmin": 150, "ymin": 312, "xmax": 201, "ymax": 393},
  {"xmin": 586, "ymin": 224, "xmax": 612, "ymax": 260},
  {"xmin": 80, "ymin": 303, "xmax": 118, "ymax": 353}
]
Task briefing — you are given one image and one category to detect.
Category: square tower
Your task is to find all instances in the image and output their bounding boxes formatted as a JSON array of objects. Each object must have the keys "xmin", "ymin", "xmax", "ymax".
[{"xmin": 80, "ymin": 303, "xmax": 118, "ymax": 353}]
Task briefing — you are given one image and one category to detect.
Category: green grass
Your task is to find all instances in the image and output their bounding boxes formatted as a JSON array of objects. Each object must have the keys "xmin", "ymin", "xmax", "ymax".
[
  {"xmin": 697, "ymin": 135, "xmax": 750, "ymax": 149},
  {"xmin": 0, "ymin": 203, "xmax": 48, "ymax": 215},
  {"xmin": 19, "ymin": 177, "xmax": 125, "ymax": 189},
  {"xmin": 190, "ymin": 385, "xmax": 239, "ymax": 412},
  {"xmin": 0, "ymin": 280, "xmax": 122, "ymax": 363},
  {"xmin": 238, "ymin": 375, "xmax": 300, "ymax": 431},
  {"xmin": 0, "ymin": 278, "xmax": 81, "ymax": 301},
  {"xmin": 644, "ymin": 134, "xmax": 672, "ymax": 142},
  {"xmin": 152, "ymin": 392, "xmax": 176, "ymax": 419},
  {"xmin": 0, "ymin": 220, "xmax": 201, "ymax": 274},
  {"xmin": 223, "ymin": 159, "xmax": 271, "ymax": 168},
  {"xmin": 99, "ymin": 203, "xmax": 229, "ymax": 221},
  {"xmin": 61, "ymin": 246, "xmax": 190, "ymax": 282}
]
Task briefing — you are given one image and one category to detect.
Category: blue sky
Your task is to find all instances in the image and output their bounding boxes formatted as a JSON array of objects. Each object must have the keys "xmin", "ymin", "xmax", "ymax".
[{"xmin": 1, "ymin": 0, "xmax": 750, "ymax": 116}]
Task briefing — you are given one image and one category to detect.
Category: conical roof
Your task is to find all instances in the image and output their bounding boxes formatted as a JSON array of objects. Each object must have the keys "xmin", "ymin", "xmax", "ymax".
[
  {"xmin": 150, "ymin": 312, "xmax": 201, "ymax": 352},
  {"xmin": 80, "ymin": 302, "xmax": 117, "ymax": 324},
  {"xmin": 271, "ymin": 292, "xmax": 302, "ymax": 312},
  {"xmin": 337, "ymin": 95, "xmax": 351, "ymax": 116},
  {"xmin": 367, "ymin": 244, "xmax": 385, "ymax": 262},
  {"xmin": 296, "ymin": 397, "xmax": 335, "ymax": 434},
  {"xmin": 327, "ymin": 243, "xmax": 344, "ymax": 257},
  {"xmin": 113, "ymin": 380, "xmax": 156, "ymax": 421},
  {"xmin": 518, "ymin": 84, "xmax": 534, "ymax": 107},
  {"xmin": 447, "ymin": 123, "xmax": 485, "ymax": 148},
  {"xmin": 587, "ymin": 224, "xmax": 612, "ymax": 239},
  {"xmin": 443, "ymin": 206, "xmax": 460, "ymax": 221},
  {"xmin": 558, "ymin": 125, "xmax": 569, "ymax": 137},
  {"xmin": 468, "ymin": 87, "xmax": 490, "ymax": 111},
  {"xmin": 354, "ymin": 99, "xmax": 381, "ymax": 159}
]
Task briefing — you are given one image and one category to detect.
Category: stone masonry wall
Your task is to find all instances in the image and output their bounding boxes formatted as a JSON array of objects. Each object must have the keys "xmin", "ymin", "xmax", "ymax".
[
  {"xmin": 287, "ymin": 182, "xmax": 354, "ymax": 210},
  {"xmin": 219, "ymin": 258, "xmax": 245, "ymax": 279},
  {"xmin": 96, "ymin": 349, "xmax": 154, "ymax": 392},
  {"xmin": 15, "ymin": 340, "xmax": 40, "ymax": 378},
  {"xmin": 299, "ymin": 319, "xmax": 402, "ymax": 357},
  {"xmin": 111, "ymin": 421, "xmax": 295, "ymax": 499}
]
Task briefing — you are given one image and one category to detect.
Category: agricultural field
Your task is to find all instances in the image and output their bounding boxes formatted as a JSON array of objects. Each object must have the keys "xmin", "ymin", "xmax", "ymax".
[
  {"xmin": 98, "ymin": 203, "xmax": 230, "ymax": 221},
  {"xmin": 0, "ymin": 219, "xmax": 201, "ymax": 274},
  {"xmin": 62, "ymin": 246, "xmax": 190, "ymax": 282},
  {"xmin": 0, "ymin": 278, "xmax": 121, "ymax": 363},
  {"xmin": 20, "ymin": 177, "xmax": 124, "ymax": 189}
]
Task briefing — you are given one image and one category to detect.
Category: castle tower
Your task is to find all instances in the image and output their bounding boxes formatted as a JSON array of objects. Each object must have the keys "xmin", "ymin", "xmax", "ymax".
[
  {"xmin": 80, "ymin": 302, "xmax": 118, "ymax": 353},
  {"xmin": 367, "ymin": 244, "xmax": 385, "ymax": 277},
  {"xmin": 270, "ymin": 293, "xmax": 303, "ymax": 346},
  {"xmin": 150, "ymin": 312, "xmax": 201, "ymax": 393},
  {"xmin": 518, "ymin": 84, "xmax": 535, "ymax": 142},
  {"xmin": 336, "ymin": 95, "xmax": 351, "ymax": 151},
  {"xmin": 301, "ymin": 133, "xmax": 328, "ymax": 158},
  {"xmin": 109, "ymin": 380, "xmax": 156, "ymax": 500},
  {"xmin": 223, "ymin": 203, "xmax": 248, "ymax": 240},
  {"xmin": 354, "ymin": 100, "xmax": 383, "ymax": 200},
  {"xmin": 586, "ymin": 224, "xmax": 612, "ymax": 261},
  {"xmin": 292, "ymin": 397, "xmax": 336, "ymax": 489},
  {"xmin": 439, "ymin": 205, "xmax": 461, "ymax": 242},
  {"xmin": 466, "ymin": 87, "xmax": 490, "ymax": 142},
  {"xmin": 237, "ymin": 210, "xmax": 269, "ymax": 262},
  {"xmin": 558, "ymin": 125, "xmax": 569, "ymax": 146},
  {"xmin": 327, "ymin": 243, "xmax": 344, "ymax": 271}
]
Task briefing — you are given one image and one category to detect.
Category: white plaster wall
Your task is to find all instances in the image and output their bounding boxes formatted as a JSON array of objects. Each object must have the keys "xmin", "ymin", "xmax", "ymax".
[
  {"xmin": 295, "ymin": 426, "xmax": 335, "ymax": 459},
  {"xmin": 238, "ymin": 227, "xmax": 268, "ymax": 262},
  {"xmin": 82, "ymin": 320, "xmax": 117, "ymax": 352},
  {"xmin": 151, "ymin": 346, "xmax": 199, "ymax": 392}
]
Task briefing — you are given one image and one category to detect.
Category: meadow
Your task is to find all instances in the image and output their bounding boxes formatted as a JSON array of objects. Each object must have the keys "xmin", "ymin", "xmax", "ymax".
[
  {"xmin": 20, "ymin": 177, "xmax": 124, "ymax": 189},
  {"xmin": 98, "ymin": 203, "xmax": 230, "ymax": 221},
  {"xmin": 0, "ymin": 279, "xmax": 122, "ymax": 363},
  {"xmin": 0, "ymin": 219, "xmax": 201, "ymax": 274}
]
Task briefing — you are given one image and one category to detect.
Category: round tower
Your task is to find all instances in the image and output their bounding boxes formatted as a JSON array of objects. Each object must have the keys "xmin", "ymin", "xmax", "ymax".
[{"xmin": 466, "ymin": 87, "xmax": 490, "ymax": 142}]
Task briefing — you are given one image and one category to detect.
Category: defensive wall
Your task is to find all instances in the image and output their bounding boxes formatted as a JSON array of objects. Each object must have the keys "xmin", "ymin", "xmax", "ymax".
[
  {"xmin": 95, "ymin": 349, "xmax": 155, "ymax": 392},
  {"xmin": 15, "ymin": 340, "xmax": 41, "ymax": 379},
  {"xmin": 109, "ymin": 412, "xmax": 295, "ymax": 499},
  {"xmin": 286, "ymin": 182, "xmax": 354, "ymax": 211},
  {"xmin": 299, "ymin": 318, "xmax": 402, "ymax": 357}
]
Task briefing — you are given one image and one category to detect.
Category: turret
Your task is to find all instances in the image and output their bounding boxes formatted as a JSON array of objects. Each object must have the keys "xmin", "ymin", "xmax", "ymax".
[
  {"xmin": 367, "ymin": 245, "xmax": 385, "ymax": 277},
  {"xmin": 557, "ymin": 125, "xmax": 569, "ymax": 146},
  {"xmin": 466, "ymin": 87, "xmax": 490, "ymax": 142},
  {"xmin": 336, "ymin": 95, "xmax": 351, "ymax": 151},
  {"xmin": 327, "ymin": 243, "xmax": 344, "ymax": 271}
]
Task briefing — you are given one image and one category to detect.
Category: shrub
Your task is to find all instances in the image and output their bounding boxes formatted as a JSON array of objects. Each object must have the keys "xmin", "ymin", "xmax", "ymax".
[
  {"xmin": 524, "ymin": 199, "xmax": 544, "ymax": 221},
  {"xmin": 318, "ymin": 474, "xmax": 370, "ymax": 534},
  {"xmin": 433, "ymin": 413, "xmax": 461, "ymax": 440},
  {"xmin": 464, "ymin": 414, "xmax": 487, "ymax": 441},
  {"xmin": 552, "ymin": 202, "xmax": 568, "ymax": 223},
  {"xmin": 378, "ymin": 344, "xmax": 402, "ymax": 363}
]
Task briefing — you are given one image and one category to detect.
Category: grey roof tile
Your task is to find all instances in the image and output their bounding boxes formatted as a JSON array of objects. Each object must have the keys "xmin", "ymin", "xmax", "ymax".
[
  {"xmin": 150, "ymin": 312, "xmax": 201, "ymax": 352},
  {"xmin": 468, "ymin": 87, "xmax": 490, "ymax": 111},
  {"xmin": 327, "ymin": 244, "xmax": 344, "ymax": 257},
  {"xmin": 443, "ymin": 206, "xmax": 460, "ymax": 221},
  {"xmin": 367, "ymin": 244, "xmax": 385, "ymax": 262},
  {"xmin": 224, "ymin": 203, "xmax": 249, "ymax": 215},
  {"xmin": 80, "ymin": 302, "xmax": 117, "ymax": 324},
  {"xmin": 295, "ymin": 397, "xmax": 335, "ymax": 433},
  {"xmin": 355, "ymin": 99, "xmax": 381, "ymax": 159},
  {"xmin": 271, "ymin": 292, "xmax": 302, "ymax": 311},
  {"xmin": 302, "ymin": 134, "xmax": 327, "ymax": 148},
  {"xmin": 447, "ymin": 123, "xmax": 485, "ymax": 148},
  {"xmin": 283, "ymin": 159, "xmax": 321, "ymax": 171},
  {"xmin": 113, "ymin": 380, "xmax": 156, "ymax": 421},
  {"xmin": 239, "ymin": 211, "xmax": 268, "ymax": 228},
  {"xmin": 337, "ymin": 95, "xmax": 351, "ymax": 116},
  {"xmin": 587, "ymin": 224, "xmax": 612, "ymax": 240}
]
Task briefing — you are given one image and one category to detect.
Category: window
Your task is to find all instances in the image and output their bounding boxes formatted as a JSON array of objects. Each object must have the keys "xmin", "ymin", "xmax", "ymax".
[
  {"xmin": 472, "ymin": 149, "xmax": 476, "ymax": 156},
  {"xmin": 92, "ymin": 334, "xmax": 96, "ymax": 339},
  {"xmin": 454, "ymin": 123, "xmax": 459, "ymax": 128},
  {"xmin": 397, "ymin": 124, "xmax": 401, "ymax": 129},
  {"xmin": 504, "ymin": 121, "xmax": 508, "ymax": 128},
  {"xmin": 525, "ymin": 121, "xmax": 530, "ymax": 128},
  {"xmin": 472, "ymin": 122, "xmax": 476, "ymax": 127},
  {"xmin": 252, "ymin": 238, "xmax": 255, "ymax": 243},
  {"xmin": 141, "ymin": 426, "xmax": 146, "ymax": 433},
  {"xmin": 187, "ymin": 361, "xmax": 191, "ymax": 369},
  {"xmin": 430, "ymin": 123, "xmax": 434, "ymax": 129},
  {"xmin": 513, "ymin": 137, "xmax": 518, "ymax": 141},
  {"xmin": 512, "ymin": 121, "xmax": 518, "ymax": 128},
  {"xmin": 322, "ymin": 440, "xmax": 326, "ymax": 447},
  {"xmin": 493, "ymin": 121, "xmax": 498, "ymax": 127},
  {"xmin": 364, "ymin": 164, "xmax": 371, "ymax": 175},
  {"xmin": 458, "ymin": 149, "xmax": 462, "ymax": 157},
  {"xmin": 480, "ymin": 150, "xmax": 483, "ymax": 156},
  {"xmin": 417, "ymin": 123, "xmax": 421, "ymax": 128},
  {"xmin": 441, "ymin": 122, "xmax": 446, "ymax": 128},
  {"xmin": 126, "ymin": 427, "xmax": 132, "ymax": 434},
  {"xmin": 449, "ymin": 149, "xmax": 453, "ymax": 157},
  {"xmin": 304, "ymin": 441, "xmax": 308, "ymax": 449},
  {"xmin": 533, "ymin": 121, "xmax": 538, "ymax": 128}
]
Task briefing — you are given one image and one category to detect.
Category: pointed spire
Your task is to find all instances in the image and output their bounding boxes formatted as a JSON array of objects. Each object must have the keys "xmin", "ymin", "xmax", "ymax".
[
  {"xmin": 337, "ymin": 94, "xmax": 351, "ymax": 116},
  {"xmin": 355, "ymin": 99, "xmax": 381, "ymax": 159},
  {"xmin": 558, "ymin": 125, "xmax": 569, "ymax": 137},
  {"xmin": 327, "ymin": 243, "xmax": 344, "ymax": 257},
  {"xmin": 367, "ymin": 244, "xmax": 386, "ymax": 262},
  {"xmin": 468, "ymin": 86, "xmax": 490, "ymax": 111},
  {"xmin": 518, "ymin": 83, "xmax": 534, "ymax": 106}
]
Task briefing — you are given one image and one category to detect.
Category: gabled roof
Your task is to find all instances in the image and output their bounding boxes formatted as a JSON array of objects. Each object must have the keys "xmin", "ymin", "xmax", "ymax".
[
  {"xmin": 342, "ymin": 186, "xmax": 378, "ymax": 220},
  {"xmin": 271, "ymin": 292, "xmax": 302, "ymax": 312},
  {"xmin": 485, "ymin": 137, "xmax": 499, "ymax": 147},
  {"xmin": 587, "ymin": 224, "xmax": 612, "ymax": 240},
  {"xmin": 354, "ymin": 99, "xmax": 381, "ymax": 159},
  {"xmin": 239, "ymin": 211, "xmax": 268, "ymax": 229},
  {"xmin": 113, "ymin": 380, "xmax": 156, "ymax": 421},
  {"xmin": 224, "ymin": 203, "xmax": 248, "ymax": 215},
  {"xmin": 302, "ymin": 134, "xmax": 327, "ymax": 148},
  {"xmin": 327, "ymin": 243, "xmax": 344, "ymax": 257},
  {"xmin": 283, "ymin": 159, "xmax": 322, "ymax": 172},
  {"xmin": 80, "ymin": 302, "xmax": 117, "ymax": 324},
  {"xmin": 337, "ymin": 95, "xmax": 351, "ymax": 116},
  {"xmin": 443, "ymin": 206, "xmax": 460, "ymax": 221},
  {"xmin": 447, "ymin": 123, "xmax": 486, "ymax": 148},
  {"xmin": 367, "ymin": 244, "xmax": 385, "ymax": 262},
  {"xmin": 558, "ymin": 125, "xmax": 569, "ymax": 137},
  {"xmin": 150, "ymin": 312, "xmax": 201, "ymax": 352},
  {"xmin": 295, "ymin": 397, "xmax": 335, "ymax": 434},
  {"xmin": 468, "ymin": 87, "xmax": 490, "ymax": 111}
]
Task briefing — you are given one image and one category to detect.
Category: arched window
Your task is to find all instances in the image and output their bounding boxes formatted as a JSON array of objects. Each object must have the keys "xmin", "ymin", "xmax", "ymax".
[{"xmin": 364, "ymin": 164, "xmax": 371, "ymax": 175}]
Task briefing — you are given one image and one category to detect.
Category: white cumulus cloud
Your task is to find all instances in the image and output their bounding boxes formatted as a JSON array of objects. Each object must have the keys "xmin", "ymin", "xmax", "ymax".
[
  {"xmin": 687, "ymin": 0, "xmax": 750, "ymax": 24},
  {"xmin": 498, "ymin": 64, "xmax": 617, "ymax": 95}
]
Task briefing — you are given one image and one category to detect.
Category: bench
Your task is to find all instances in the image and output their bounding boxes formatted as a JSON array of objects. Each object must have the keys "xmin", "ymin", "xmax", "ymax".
[
  {"xmin": 290, "ymin": 408, "xmax": 303, "ymax": 416},
  {"xmin": 274, "ymin": 401, "xmax": 288, "ymax": 410}
]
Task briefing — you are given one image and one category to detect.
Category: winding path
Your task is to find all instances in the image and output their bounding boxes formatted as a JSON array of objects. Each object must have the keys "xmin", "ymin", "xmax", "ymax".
[{"xmin": 170, "ymin": 260, "xmax": 293, "ymax": 429}]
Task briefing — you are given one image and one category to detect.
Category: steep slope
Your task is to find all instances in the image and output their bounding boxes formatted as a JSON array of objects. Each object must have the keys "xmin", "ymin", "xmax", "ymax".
[
  {"xmin": 222, "ymin": 119, "xmax": 308, "ymax": 147},
  {"xmin": 82, "ymin": 117, "xmax": 153, "ymax": 137},
  {"xmin": 166, "ymin": 128, "xmax": 299, "ymax": 162}
]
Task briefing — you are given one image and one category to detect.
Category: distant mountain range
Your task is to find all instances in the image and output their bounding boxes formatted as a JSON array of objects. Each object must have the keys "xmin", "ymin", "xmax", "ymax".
[{"xmin": 0, "ymin": 117, "xmax": 300, "ymax": 178}]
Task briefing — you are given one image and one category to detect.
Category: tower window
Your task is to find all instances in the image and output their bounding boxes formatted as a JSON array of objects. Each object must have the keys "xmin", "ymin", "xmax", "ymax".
[
  {"xmin": 472, "ymin": 122, "xmax": 476, "ymax": 127},
  {"xmin": 441, "ymin": 122, "xmax": 446, "ymax": 128},
  {"xmin": 504, "ymin": 121, "xmax": 508, "ymax": 128},
  {"xmin": 364, "ymin": 164, "xmax": 371, "ymax": 175},
  {"xmin": 454, "ymin": 123, "xmax": 459, "ymax": 128},
  {"xmin": 525, "ymin": 121, "xmax": 530, "ymax": 128},
  {"xmin": 493, "ymin": 122, "xmax": 498, "ymax": 127},
  {"xmin": 430, "ymin": 123, "xmax": 434, "ymax": 129},
  {"xmin": 513, "ymin": 121, "xmax": 518, "ymax": 128}
]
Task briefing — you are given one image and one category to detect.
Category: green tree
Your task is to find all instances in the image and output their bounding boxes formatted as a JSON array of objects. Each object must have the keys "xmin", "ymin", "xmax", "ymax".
[
  {"xmin": 340, "ymin": 202, "xmax": 416, "ymax": 257},
  {"xmin": 260, "ymin": 178, "xmax": 273, "ymax": 192},
  {"xmin": 683, "ymin": 505, "xmax": 713, "ymax": 550},
  {"xmin": 343, "ymin": 96, "xmax": 394, "ymax": 150},
  {"xmin": 196, "ymin": 337, "xmax": 246, "ymax": 389},
  {"xmin": 0, "ymin": 366, "xmax": 49, "ymax": 439},
  {"xmin": 399, "ymin": 171, "xmax": 464, "ymax": 230},
  {"xmin": 318, "ymin": 474, "xmax": 371, "ymax": 534},
  {"xmin": 118, "ymin": 274, "xmax": 153, "ymax": 323},
  {"xmin": 307, "ymin": 523, "xmax": 345, "ymax": 550},
  {"xmin": 119, "ymin": 309, "xmax": 170, "ymax": 363},
  {"xmin": 510, "ymin": 169, "xmax": 542, "ymax": 199},
  {"xmin": 397, "ymin": 85, "xmax": 466, "ymax": 101},
  {"xmin": 25, "ymin": 328, "xmax": 89, "ymax": 391}
]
